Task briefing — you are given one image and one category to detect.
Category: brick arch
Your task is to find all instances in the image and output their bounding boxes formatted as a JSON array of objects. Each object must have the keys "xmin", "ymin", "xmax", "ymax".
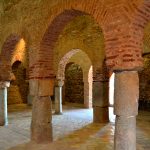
[
  {"xmin": 130, "ymin": 1, "xmax": 150, "ymax": 56},
  {"xmin": 104, "ymin": 1, "xmax": 150, "ymax": 71},
  {"xmin": 57, "ymin": 49, "xmax": 82, "ymax": 81},
  {"xmin": 57, "ymin": 49, "xmax": 93, "ymax": 108},
  {"xmin": 30, "ymin": 0, "xmax": 107, "ymax": 79},
  {"xmin": 30, "ymin": 0, "xmax": 147, "ymax": 80},
  {"xmin": 57, "ymin": 48, "xmax": 93, "ymax": 81},
  {"xmin": 0, "ymin": 34, "xmax": 26, "ymax": 81},
  {"xmin": 1, "ymin": 34, "xmax": 21, "ymax": 62},
  {"xmin": 29, "ymin": 0, "xmax": 147, "ymax": 80},
  {"xmin": 133, "ymin": 1, "xmax": 150, "ymax": 30}
]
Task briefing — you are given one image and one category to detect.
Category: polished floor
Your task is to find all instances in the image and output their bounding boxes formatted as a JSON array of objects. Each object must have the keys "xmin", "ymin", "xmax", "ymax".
[{"xmin": 0, "ymin": 104, "xmax": 149, "ymax": 150}]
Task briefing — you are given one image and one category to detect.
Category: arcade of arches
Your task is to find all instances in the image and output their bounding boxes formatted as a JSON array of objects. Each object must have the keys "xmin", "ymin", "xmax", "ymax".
[{"xmin": 0, "ymin": 0, "xmax": 150, "ymax": 150}]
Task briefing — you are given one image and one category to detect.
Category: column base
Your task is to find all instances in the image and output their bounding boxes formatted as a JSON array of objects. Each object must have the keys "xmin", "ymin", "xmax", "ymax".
[
  {"xmin": 54, "ymin": 112, "xmax": 63, "ymax": 115},
  {"xmin": 0, "ymin": 118, "xmax": 8, "ymax": 126},
  {"xmin": 31, "ymin": 122, "xmax": 53, "ymax": 143},
  {"xmin": 0, "ymin": 87, "xmax": 8, "ymax": 126},
  {"xmin": 93, "ymin": 106, "xmax": 109, "ymax": 123},
  {"xmin": 114, "ymin": 116, "xmax": 136, "ymax": 150}
]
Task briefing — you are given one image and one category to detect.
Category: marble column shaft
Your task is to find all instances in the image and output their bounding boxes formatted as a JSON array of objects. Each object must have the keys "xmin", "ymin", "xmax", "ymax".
[
  {"xmin": 55, "ymin": 80, "xmax": 64, "ymax": 115},
  {"xmin": 0, "ymin": 82, "xmax": 10, "ymax": 126},
  {"xmin": 55, "ymin": 86, "xmax": 62, "ymax": 114}
]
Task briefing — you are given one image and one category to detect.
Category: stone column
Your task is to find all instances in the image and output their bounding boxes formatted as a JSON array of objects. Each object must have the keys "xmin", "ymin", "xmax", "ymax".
[
  {"xmin": 93, "ymin": 80, "xmax": 109, "ymax": 123},
  {"xmin": 30, "ymin": 79, "xmax": 54, "ymax": 143},
  {"xmin": 114, "ymin": 71, "xmax": 139, "ymax": 150},
  {"xmin": 55, "ymin": 80, "xmax": 64, "ymax": 114},
  {"xmin": 31, "ymin": 96, "xmax": 53, "ymax": 143},
  {"xmin": 0, "ymin": 81, "xmax": 10, "ymax": 126}
]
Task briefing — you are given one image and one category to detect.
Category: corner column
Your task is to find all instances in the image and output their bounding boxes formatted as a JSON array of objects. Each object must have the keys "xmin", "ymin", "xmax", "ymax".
[
  {"xmin": 30, "ymin": 79, "xmax": 54, "ymax": 143},
  {"xmin": 114, "ymin": 71, "xmax": 139, "ymax": 150},
  {"xmin": 0, "ymin": 82, "xmax": 10, "ymax": 126},
  {"xmin": 93, "ymin": 79, "xmax": 109, "ymax": 123},
  {"xmin": 55, "ymin": 80, "xmax": 64, "ymax": 114}
]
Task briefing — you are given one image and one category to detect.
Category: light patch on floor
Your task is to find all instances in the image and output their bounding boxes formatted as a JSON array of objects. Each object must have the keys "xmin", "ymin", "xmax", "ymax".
[{"xmin": 0, "ymin": 104, "xmax": 149, "ymax": 150}]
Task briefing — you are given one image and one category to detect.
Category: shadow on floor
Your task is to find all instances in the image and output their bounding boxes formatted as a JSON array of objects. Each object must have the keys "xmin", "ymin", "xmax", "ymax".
[{"xmin": 8, "ymin": 123, "xmax": 112, "ymax": 150}]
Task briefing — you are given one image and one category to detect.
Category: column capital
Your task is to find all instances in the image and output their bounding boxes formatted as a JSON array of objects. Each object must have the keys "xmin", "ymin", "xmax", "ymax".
[
  {"xmin": 114, "ymin": 70, "xmax": 138, "ymax": 74},
  {"xmin": 29, "ymin": 79, "xmax": 54, "ymax": 96},
  {"xmin": 56, "ymin": 80, "xmax": 64, "ymax": 87},
  {"xmin": 0, "ymin": 81, "xmax": 10, "ymax": 89}
]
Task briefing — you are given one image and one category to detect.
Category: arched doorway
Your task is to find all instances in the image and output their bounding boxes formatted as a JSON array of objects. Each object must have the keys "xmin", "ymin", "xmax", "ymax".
[
  {"xmin": 56, "ymin": 49, "xmax": 93, "ymax": 112},
  {"xmin": 8, "ymin": 61, "xmax": 28, "ymax": 105},
  {"xmin": 64, "ymin": 63, "xmax": 84, "ymax": 105}
]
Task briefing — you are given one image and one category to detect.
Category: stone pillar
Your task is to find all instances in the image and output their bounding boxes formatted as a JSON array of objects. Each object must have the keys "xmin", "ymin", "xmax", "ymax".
[
  {"xmin": 114, "ymin": 71, "xmax": 139, "ymax": 150},
  {"xmin": 0, "ymin": 81, "xmax": 10, "ymax": 126},
  {"xmin": 55, "ymin": 80, "xmax": 64, "ymax": 114},
  {"xmin": 93, "ymin": 80, "xmax": 109, "ymax": 123},
  {"xmin": 30, "ymin": 79, "xmax": 54, "ymax": 143},
  {"xmin": 31, "ymin": 96, "xmax": 53, "ymax": 143}
]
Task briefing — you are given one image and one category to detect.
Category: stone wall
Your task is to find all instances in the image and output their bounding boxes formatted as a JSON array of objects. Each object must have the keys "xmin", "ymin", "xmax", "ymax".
[
  {"xmin": 8, "ymin": 61, "xmax": 29, "ymax": 105},
  {"xmin": 139, "ymin": 54, "xmax": 150, "ymax": 111},
  {"xmin": 65, "ymin": 63, "xmax": 84, "ymax": 104}
]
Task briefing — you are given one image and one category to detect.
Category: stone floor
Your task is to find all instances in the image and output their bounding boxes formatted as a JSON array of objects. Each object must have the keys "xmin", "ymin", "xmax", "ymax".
[{"xmin": 0, "ymin": 104, "xmax": 149, "ymax": 150}]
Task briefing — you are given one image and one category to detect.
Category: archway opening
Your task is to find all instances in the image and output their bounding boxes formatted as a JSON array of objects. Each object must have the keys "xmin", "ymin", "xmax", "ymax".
[
  {"xmin": 56, "ymin": 49, "xmax": 93, "ymax": 109},
  {"xmin": 0, "ymin": 34, "xmax": 30, "ymax": 125},
  {"xmin": 54, "ymin": 49, "xmax": 93, "ymax": 140},
  {"xmin": 8, "ymin": 61, "xmax": 28, "ymax": 106},
  {"xmin": 64, "ymin": 63, "xmax": 84, "ymax": 105},
  {"xmin": 51, "ymin": 10, "xmax": 105, "ymax": 139}
]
